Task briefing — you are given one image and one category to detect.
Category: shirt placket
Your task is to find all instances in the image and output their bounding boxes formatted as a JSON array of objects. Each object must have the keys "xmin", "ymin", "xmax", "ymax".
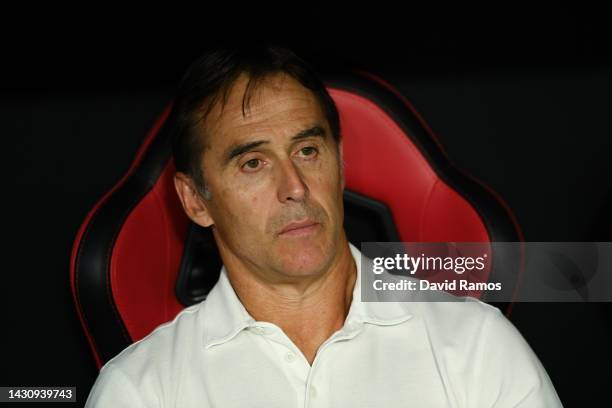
[
  {"xmin": 249, "ymin": 323, "xmax": 311, "ymax": 406},
  {"xmin": 303, "ymin": 322, "xmax": 364, "ymax": 408},
  {"xmin": 249, "ymin": 321, "xmax": 364, "ymax": 408}
]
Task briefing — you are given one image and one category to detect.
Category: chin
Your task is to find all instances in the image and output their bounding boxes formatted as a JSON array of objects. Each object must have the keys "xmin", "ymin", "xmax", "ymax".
[{"xmin": 274, "ymin": 240, "xmax": 334, "ymax": 277}]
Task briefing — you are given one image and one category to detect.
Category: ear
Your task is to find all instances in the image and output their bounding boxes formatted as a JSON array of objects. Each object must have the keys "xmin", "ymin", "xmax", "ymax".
[
  {"xmin": 173, "ymin": 172, "xmax": 214, "ymax": 227},
  {"xmin": 338, "ymin": 139, "xmax": 345, "ymax": 190}
]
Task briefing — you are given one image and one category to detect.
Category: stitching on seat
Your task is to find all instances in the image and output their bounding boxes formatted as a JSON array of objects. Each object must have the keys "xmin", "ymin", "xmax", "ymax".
[{"xmin": 419, "ymin": 178, "xmax": 440, "ymax": 240}]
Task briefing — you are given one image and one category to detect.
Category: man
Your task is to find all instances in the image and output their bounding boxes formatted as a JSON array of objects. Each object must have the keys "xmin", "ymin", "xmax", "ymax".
[{"xmin": 85, "ymin": 45, "xmax": 562, "ymax": 407}]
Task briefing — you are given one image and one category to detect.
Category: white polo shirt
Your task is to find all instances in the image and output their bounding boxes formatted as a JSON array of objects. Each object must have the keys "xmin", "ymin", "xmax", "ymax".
[{"xmin": 85, "ymin": 243, "xmax": 562, "ymax": 407}]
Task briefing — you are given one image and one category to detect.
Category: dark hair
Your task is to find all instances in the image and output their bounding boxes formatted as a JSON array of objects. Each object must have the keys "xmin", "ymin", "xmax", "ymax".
[{"xmin": 169, "ymin": 44, "xmax": 341, "ymax": 197}]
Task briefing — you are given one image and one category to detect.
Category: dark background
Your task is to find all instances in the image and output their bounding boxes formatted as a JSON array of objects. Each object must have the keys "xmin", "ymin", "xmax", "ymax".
[{"xmin": 1, "ymin": 6, "xmax": 611, "ymax": 407}]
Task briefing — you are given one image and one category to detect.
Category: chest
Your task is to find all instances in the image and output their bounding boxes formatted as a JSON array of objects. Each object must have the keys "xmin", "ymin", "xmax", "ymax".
[{"xmin": 170, "ymin": 325, "xmax": 461, "ymax": 408}]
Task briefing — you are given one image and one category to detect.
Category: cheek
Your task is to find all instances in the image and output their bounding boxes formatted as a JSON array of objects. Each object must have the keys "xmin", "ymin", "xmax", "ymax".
[
  {"xmin": 309, "ymin": 165, "xmax": 344, "ymax": 217},
  {"xmin": 215, "ymin": 186, "xmax": 271, "ymax": 233}
]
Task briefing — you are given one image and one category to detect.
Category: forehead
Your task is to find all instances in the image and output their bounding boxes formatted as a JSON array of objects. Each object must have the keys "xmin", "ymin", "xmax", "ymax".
[{"xmin": 202, "ymin": 73, "xmax": 326, "ymax": 146}]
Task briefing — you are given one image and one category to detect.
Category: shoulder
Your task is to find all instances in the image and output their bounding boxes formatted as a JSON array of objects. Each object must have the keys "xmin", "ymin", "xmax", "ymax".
[
  {"xmin": 101, "ymin": 301, "xmax": 206, "ymax": 379},
  {"xmin": 408, "ymin": 296, "xmax": 562, "ymax": 406},
  {"xmin": 409, "ymin": 293, "xmax": 531, "ymax": 357},
  {"xmin": 411, "ymin": 292, "xmax": 501, "ymax": 334},
  {"xmin": 405, "ymin": 291, "xmax": 508, "ymax": 363},
  {"xmin": 85, "ymin": 301, "xmax": 209, "ymax": 407}
]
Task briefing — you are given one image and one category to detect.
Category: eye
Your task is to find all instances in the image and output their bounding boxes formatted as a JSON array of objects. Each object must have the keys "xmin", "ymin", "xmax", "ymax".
[
  {"xmin": 298, "ymin": 146, "xmax": 318, "ymax": 158},
  {"xmin": 242, "ymin": 158, "xmax": 263, "ymax": 172}
]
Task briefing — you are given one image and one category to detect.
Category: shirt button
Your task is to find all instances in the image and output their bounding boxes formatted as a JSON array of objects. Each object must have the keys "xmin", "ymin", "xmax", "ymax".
[
  {"xmin": 253, "ymin": 327, "xmax": 265, "ymax": 335},
  {"xmin": 310, "ymin": 386, "xmax": 317, "ymax": 398},
  {"xmin": 284, "ymin": 352, "xmax": 296, "ymax": 363}
]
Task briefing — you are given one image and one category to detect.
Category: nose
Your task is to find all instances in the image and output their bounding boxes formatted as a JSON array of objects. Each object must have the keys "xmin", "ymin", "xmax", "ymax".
[{"xmin": 276, "ymin": 159, "xmax": 308, "ymax": 203}]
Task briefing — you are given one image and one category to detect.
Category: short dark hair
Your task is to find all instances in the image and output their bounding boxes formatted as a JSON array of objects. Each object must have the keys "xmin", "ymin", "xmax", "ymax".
[{"xmin": 169, "ymin": 44, "xmax": 341, "ymax": 197}]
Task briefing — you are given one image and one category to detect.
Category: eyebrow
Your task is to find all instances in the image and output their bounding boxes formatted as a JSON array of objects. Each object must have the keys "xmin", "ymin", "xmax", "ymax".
[
  {"xmin": 223, "ymin": 125, "xmax": 327, "ymax": 166},
  {"xmin": 291, "ymin": 125, "xmax": 326, "ymax": 142}
]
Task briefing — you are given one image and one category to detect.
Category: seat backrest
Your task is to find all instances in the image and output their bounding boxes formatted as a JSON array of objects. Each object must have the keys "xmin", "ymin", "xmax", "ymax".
[{"xmin": 70, "ymin": 73, "xmax": 522, "ymax": 368}]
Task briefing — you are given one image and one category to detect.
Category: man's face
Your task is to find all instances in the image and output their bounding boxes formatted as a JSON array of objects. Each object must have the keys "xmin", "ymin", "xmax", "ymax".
[{"xmin": 193, "ymin": 73, "xmax": 345, "ymax": 282}]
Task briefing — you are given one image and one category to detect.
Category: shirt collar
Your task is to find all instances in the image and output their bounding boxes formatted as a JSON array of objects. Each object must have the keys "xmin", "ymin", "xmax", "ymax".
[
  {"xmin": 201, "ymin": 242, "xmax": 413, "ymax": 348},
  {"xmin": 345, "ymin": 242, "xmax": 414, "ymax": 327},
  {"xmin": 201, "ymin": 266, "xmax": 255, "ymax": 348}
]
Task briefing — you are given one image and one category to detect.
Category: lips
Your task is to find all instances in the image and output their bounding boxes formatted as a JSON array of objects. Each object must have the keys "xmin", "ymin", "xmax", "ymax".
[{"xmin": 278, "ymin": 219, "xmax": 319, "ymax": 236}]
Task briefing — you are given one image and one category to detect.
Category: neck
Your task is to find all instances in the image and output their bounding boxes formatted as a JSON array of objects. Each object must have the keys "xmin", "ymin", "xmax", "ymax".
[{"xmin": 224, "ymin": 237, "xmax": 357, "ymax": 365}]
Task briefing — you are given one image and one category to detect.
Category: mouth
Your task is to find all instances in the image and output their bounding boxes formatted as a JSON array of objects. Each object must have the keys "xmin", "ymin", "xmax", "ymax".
[{"xmin": 278, "ymin": 220, "xmax": 320, "ymax": 237}]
